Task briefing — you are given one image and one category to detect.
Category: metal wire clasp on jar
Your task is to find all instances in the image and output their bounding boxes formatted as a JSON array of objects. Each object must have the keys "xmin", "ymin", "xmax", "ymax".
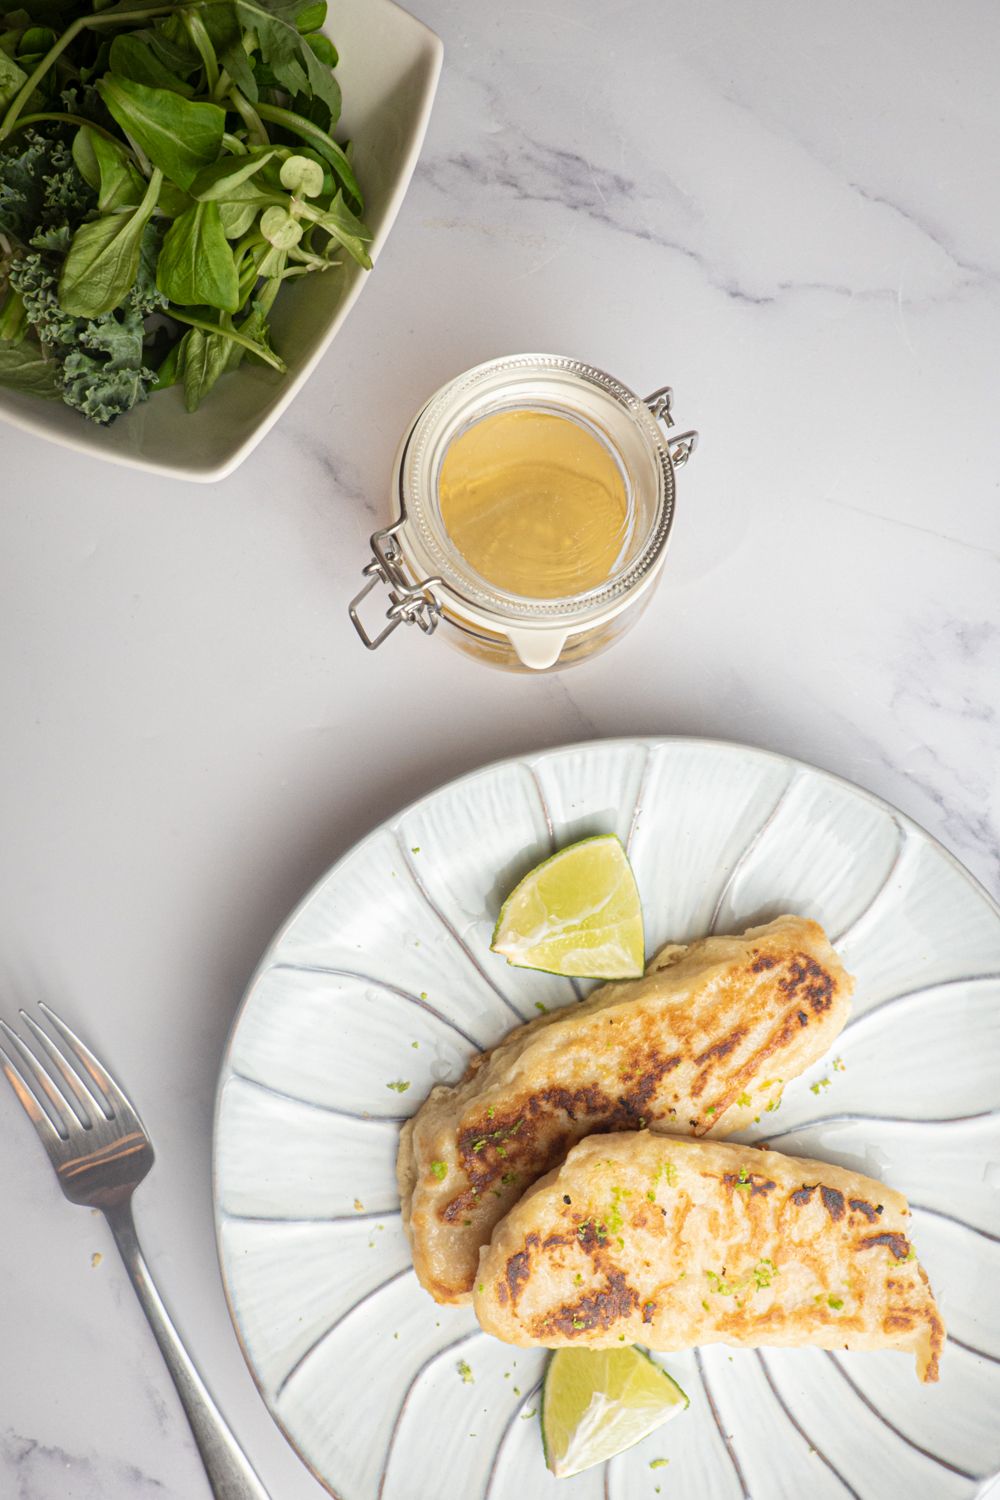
[{"xmin": 349, "ymin": 353, "xmax": 697, "ymax": 672}]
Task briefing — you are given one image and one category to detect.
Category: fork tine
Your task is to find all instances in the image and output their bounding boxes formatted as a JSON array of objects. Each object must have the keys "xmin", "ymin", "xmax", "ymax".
[
  {"xmin": 0, "ymin": 1018, "xmax": 78, "ymax": 1130},
  {"xmin": 0, "ymin": 1033, "xmax": 68, "ymax": 1144},
  {"xmin": 37, "ymin": 1002, "xmax": 134, "ymax": 1122},
  {"xmin": 19, "ymin": 1009, "xmax": 108, "ymax": 1126}
]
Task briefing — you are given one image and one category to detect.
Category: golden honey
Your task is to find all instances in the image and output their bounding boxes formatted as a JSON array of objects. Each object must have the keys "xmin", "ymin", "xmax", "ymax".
[{"xmin": 437, "ymin": 409, "xmax": 631, "ymax": 598}]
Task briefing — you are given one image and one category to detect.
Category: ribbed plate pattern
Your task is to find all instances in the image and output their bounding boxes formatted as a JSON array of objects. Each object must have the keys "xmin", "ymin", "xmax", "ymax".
[{"xmin": 213, "ymin": 739, "xmax": 1000, "ymax": 1500}]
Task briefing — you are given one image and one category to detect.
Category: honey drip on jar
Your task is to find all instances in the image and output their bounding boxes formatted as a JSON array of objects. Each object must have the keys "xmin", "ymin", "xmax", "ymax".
[{"xmin": 437, "ymin": 409, "xmax": 631, "ymax": 598}]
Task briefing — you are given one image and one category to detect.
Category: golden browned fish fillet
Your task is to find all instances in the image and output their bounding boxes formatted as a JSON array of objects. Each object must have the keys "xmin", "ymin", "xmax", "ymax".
[
  {"xmin": 398, "ymin": 915, "xmax": 853, "ymax": 1303},
  {"xmin": 473, "ymin": 1132, "xmax": 945, "ymax": 1382}
]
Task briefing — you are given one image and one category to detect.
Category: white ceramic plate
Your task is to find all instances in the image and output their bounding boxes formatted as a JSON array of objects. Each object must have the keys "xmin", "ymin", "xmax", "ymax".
[
  {"xmin": 213, "ymin": 739, "xmax": 1000, "ymax": 1500},
  {"xmin": 0, "ymin": 0, "xmax": 442, "ymax": 482}
]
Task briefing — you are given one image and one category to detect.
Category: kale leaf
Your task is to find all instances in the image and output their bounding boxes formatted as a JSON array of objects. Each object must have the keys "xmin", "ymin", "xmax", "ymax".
[
  {"xmin": 9, "ymin": 221, "xmax": 166, "ymax": 422},
  {"xmin": 0, "ymin": 126, "xmax": 94, "ymax": 242}
]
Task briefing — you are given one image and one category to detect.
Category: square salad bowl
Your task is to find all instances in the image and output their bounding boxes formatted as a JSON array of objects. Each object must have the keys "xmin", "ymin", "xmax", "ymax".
[{"xmin": 0, "ymin": 0, "xmax": 443, "ymax": 481}]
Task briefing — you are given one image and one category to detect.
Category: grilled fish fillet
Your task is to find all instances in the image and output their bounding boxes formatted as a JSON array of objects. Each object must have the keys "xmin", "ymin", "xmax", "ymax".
[
  {"xmin": 474, "ymin": 1132, "xmax": 945, "ymax": 1382},
  {"xmin": 398, "ymin": 915, "xmax": 853, "ymax": 1303}
]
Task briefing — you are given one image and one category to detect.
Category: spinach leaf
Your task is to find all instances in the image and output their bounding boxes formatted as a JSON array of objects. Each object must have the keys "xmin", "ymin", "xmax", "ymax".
[
  {"xmin": 0, "ymin": 286, "xmax": 27, "ymax": 341},
  {"xmin": 59, "ymin": 166, "xmax": 162, "ymax": 317},
  {"xmin": 204, "ymin": 1, "xmax": 258, "ymax": 101},
  {"xmin": 97, "ymin": 74, "xmax": 224, "ymax": 189},
  {"xmin": 157, "ymin": 177, "xmax": 193, "ymax": 216},
  {"xmin": 70, "ymin": 123, "xmax": 99, "ymax": 187},
  {"xmin": 0, "ymin": 338, "xmax": 60, "ymax": 396},
  {"xmin": 293, "ymin": 1, "xmax": 326, "ymax": 33},
  {"xmin": 189, "ymin": 146, "xmax": 276, "ymax": 199},
  {"xmin": 0, "ymin": 44, "xmax": 26, "ymax": 112},
  {"xmin": 175, "ymin": 322, "xmax": 234, "ymax": 410},
  {"xmin": 156, "ymin": 198, "xmax": 239, "ymax": 311},
  {"xmin": 232, "ymin": 0, "xmax": 340, "ymax": 121},
  {"xmin": 74, "ymin": 124, "xmax": 145, "ymax": 212},
  {"xmin": 309, "ymin": 188, "xmax": 370, "ymax": 267},
  {"xmin": 108, "ymin": 33, "xmax": 195, "ymax": 96},
  {"xmin": 217, "ymin": 196, "xmax": 259, "ymax": 237},
  {"xmin": 304, "ymin": 32, "xmax": 336, "ymax": 68},
  {"xmin": 151, "ymin": 335, "xmax": 181, "ymax": 390}
]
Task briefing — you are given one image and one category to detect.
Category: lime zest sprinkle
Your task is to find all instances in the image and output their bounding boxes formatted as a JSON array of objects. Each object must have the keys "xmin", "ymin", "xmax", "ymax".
[
  {"xmin": 411, "ymin": 846, "xmax": 420, "ymax": 853},
  {"xmin": 828, "ymin": 1295, "xmax": 844, "ymax": 1309},
  {"xmin": 386, "ymin": 1079, "xmax": 410, "ymax": 1093},
  {"xmin": 521, "ymin": 1407, "xmax": 537, "ymax": 1419},
  {"xmin": 735, "ymin": 1091, "xmax": 752, "ymax": 1108},
  {"xmin": 753, "ymin": 1258, "xmax": 777, "ymax": 1289},
  {"xmin": 457, "ymin": 1360, "xmax": 474, "ymax": 1383},
  {"xmin": 650, "ymin": 1458, "xmax": 669, "ymax": 1470},
  {"xmin": 810, "ymin": 1077, "xmax": 832, "ymax": 1095},
  {"xmin": 535, "ymin": 1001, "xmax": 549, "ymax": 1013},
  {"xmin": 430, "ymin": 1160, "xmax": 447, "ymax": 1181}
]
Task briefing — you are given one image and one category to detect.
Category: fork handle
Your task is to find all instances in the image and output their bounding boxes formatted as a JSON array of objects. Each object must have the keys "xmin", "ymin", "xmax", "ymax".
[{"xmin": 105, "ymin": 1203, "xmax": 272, "ymax": 1500}]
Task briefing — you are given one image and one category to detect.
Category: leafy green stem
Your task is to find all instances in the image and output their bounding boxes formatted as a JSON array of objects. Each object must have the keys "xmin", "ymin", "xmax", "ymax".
[
  {"xmin": 6, "ymin": 112, "xmax": 124, "ymax": 146},
  {"xmin": 166, "ymin": 305, "xmax": 286, "ymax": 370},
  {"xmin": 212, "ymin": 68, "xmax": 233, "ymax": 106},
  {"xmin": 228, "ymin": 87, "xmax": 269, "ymax": 146},
  {"xmin": 255, "ymin": 274, "xmax": 282, "ymax": 316},
  {"xmin": 182, "ymin": 8, "xmax": 219, "ymax": 93}
]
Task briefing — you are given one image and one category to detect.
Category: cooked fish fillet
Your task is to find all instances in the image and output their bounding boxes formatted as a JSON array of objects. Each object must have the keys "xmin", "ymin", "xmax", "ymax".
[
  {"xmin": 474, "ymin": 1131, "xmax": 945, "ymax": 1382},
  {"xmin": 398, "ymin": 915, "xmax": 853, "ymax": 1303}
]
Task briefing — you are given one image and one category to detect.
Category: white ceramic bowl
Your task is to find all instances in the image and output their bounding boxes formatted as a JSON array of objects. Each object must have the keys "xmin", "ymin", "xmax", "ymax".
[{"xmin": 0, "ymin": 0, "xmax": 442, "ymax": 481}]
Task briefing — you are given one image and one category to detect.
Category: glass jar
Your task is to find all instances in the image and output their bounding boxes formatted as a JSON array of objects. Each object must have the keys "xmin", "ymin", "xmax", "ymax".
[{"xmin": 349, "ymin": 353, "xmax": 697, "ymax": 672}]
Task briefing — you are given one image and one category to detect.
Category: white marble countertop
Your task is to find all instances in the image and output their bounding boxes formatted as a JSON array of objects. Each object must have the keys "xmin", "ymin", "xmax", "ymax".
[{"xmin": 1, "ymin": 1, "xmax": 998, "ymax": 1496}]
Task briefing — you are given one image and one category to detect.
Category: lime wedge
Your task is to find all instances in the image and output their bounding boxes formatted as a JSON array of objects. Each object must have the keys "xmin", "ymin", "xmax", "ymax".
[
  {"xmin": 491, "ymin": 835, "xmax": 644, "ymax": 979},
  {"xmin": 541, "ymin": 1346, "xmax": 688, "ymax": 1478}
]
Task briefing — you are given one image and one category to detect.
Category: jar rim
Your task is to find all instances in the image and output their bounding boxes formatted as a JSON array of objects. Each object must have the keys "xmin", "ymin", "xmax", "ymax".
[{"xmin": 394, "ymin": 353, "xmax": 677, "ymax": 627}]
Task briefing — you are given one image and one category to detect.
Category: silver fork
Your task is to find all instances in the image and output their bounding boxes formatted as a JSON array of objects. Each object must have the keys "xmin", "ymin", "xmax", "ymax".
[{"xmin": 0, "ymin": 1003, "xmax": 270, "ymax": 1500}]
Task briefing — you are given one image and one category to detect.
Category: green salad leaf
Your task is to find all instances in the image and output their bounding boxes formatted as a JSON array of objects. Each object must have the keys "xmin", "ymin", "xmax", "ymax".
[
  {"xmin": 59, "ymin": 167, "xmax": 162, "ymax": 316},
  {"xmin": 156, "ymin": 198, "xmax": 239, "ymax": 311},
  {"xmin": 107, "ymin": 32, "xmax": 196, "ymax": 95},
  {"xmin": 0, "ymin": 338, "xmax": 61, "ymax": 396},
  {"xmin": 0, "ymin": 46, "xmax": 27, "ymax": 112},
  {"xmin": 97, "ymin": 74, "xmax": 224, "ymax": 188}
]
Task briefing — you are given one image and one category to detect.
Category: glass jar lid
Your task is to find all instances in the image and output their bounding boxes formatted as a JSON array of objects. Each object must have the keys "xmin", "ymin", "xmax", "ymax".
[
  {"xmin": 399, "ymin": 354, "xmax": 682, "ymax": 623},
  {"xmin": 350, "ymin": 353, "xmax": 697, "ymax": 665}
]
